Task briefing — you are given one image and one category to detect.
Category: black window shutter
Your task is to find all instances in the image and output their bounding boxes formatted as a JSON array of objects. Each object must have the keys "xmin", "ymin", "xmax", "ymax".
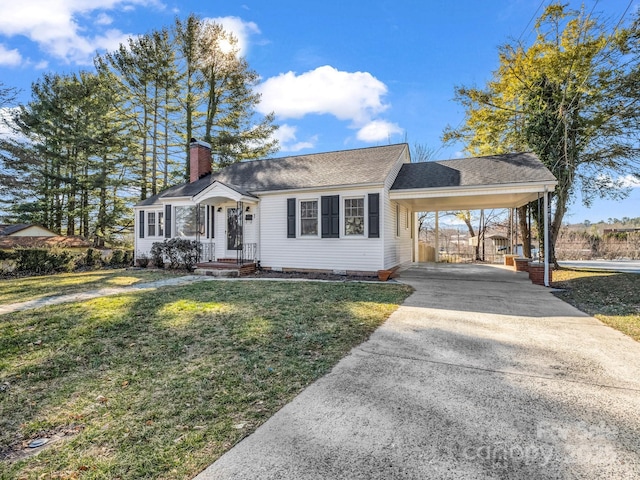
[
  {"xmin": 205, "ymin": 206, "xmax": 210, "ymax": 238},
  {"xmin": 368, "ymin": 193, "xmax": 380, "ymax": 238},
  {"xmin": 210, "ymin": 206, "xmax": 215, "ymax": 238},
  {"xmin": 330, "ymin": 195, "xmax": 339, "ymax": 237},
  {"xmin": 139, "ymin": 210, "xmax": 145, "ymax": 238},
  {"xmin": 287, "ymin": 198, "xmax": 296, "ymax": 238},
  {"xmin": 321, "ymin": 195, "xmax": 339, "ymax": 238},
  {"xmin": 164, "ymin": 204, "xmax": 172, "ymax": 238}
]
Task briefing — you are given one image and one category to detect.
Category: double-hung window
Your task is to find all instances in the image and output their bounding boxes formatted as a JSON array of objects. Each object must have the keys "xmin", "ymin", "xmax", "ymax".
[
  {"xmin": 300, "ymin": 200, "xmax": 318, "ymax": 236},
  {"xmin": 344, "ymin": 198, "xmax": 364, "ymax": 236},
  {"xmin": 158, "ymin": 212, "xmax": 164, "ymax": 237},
  {"xmin": 147, "ymin": 212, "xmax": 156, "ymax": 237}
]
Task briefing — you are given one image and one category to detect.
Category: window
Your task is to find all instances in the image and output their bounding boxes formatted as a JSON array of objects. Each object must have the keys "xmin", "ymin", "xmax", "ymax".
[
  {"xmin": 147, "ymin": 212, "xmax": 156, "ymax": 237},
  {"xmin": 300, "ymin": 200, "xmax": 318, "ymax": 236},
  {"xmin": 175, "ymin": 205, "xmax": 205, "ymax": 237},
  {"xmin": 158, "ymin": 212, "xmax": 164, "ymax": 237},
  {"xmin": 344, "ymin": 198, "xmax": 364, "ymax": 236}
]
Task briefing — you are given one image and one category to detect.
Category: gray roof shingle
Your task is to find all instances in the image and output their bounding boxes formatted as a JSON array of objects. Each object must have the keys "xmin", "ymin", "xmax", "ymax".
[
  {"xmin": 137, "ymin": 144, "xmax": 408, "ymax": 206},
  {"xmin": 0, "ymin": 224, "xmax": 34, "ymax": 235},
  {"xmin": 390, "ymin": 152, "xmax": 556, "ymax": 190}
]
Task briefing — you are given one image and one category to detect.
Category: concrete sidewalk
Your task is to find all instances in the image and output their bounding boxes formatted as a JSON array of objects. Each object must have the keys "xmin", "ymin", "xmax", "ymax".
[{"xmin": 196, "ymin": 263, "xmax": 640, "ymax": 479}]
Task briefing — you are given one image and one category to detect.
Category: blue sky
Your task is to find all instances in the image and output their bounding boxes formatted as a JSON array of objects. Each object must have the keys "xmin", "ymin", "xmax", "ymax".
[{"xmin": 0, "ymin": 0, "xmax": 638, "ymax": 223}]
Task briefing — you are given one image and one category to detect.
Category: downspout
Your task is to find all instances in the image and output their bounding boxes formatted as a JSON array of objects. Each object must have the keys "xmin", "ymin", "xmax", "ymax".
[{"xmin": 543, "ymin": 186, "xmax": 550, "ymax": 287}]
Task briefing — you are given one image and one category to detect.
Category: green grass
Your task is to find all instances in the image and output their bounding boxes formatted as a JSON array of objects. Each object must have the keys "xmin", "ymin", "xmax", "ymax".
[
  {"xmin": 0, "ymin": 269, "xmax": 186, "ymax": 305},
  {"xmin": 553, "ymin": 268, "xmax": 640, "ymax": 342},
  {"xmin": 0, "ymin": 279, "xmax": 413, "ymax": 479}
]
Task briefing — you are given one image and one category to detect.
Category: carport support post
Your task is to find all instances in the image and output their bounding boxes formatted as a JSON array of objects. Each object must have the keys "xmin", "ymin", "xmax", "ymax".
[
  {"xmin": 413, "ymin": 212, "xmax": 419, "ymax": 262},
  {"xmin": 544, "ymin": 187, "xmax": 550, "ymax": 287},
  {"xmin": 435, "ymin": 210, "xmax": 439, "ymax": 263}
]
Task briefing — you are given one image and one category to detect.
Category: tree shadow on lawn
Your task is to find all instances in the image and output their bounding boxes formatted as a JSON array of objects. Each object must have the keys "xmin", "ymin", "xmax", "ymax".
[
  {"xmin": 552, "ymin": 269, "xmax": 640, "ymax": 341},
  {"xmin": 0, "ymin": 280, "xmax": 412, "ymax": 479}
]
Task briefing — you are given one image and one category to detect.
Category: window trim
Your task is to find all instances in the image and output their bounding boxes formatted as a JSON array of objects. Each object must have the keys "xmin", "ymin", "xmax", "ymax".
[
  {"xmin": 158, "ymin": 211, "xmax": 164, "ymax": 237},
  {"xmin": 147, "ymin": 211, "xmax": 157, "ymax": 237},
  {"xmin": 299, "ymin": 198, "xmax": 319, "ymax": 237},
  {"xmin": 344, "ymin": 196, "xmax": 365, "ymax": 237}
]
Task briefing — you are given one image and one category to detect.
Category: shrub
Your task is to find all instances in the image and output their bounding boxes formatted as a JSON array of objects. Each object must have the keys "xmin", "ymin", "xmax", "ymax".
[
  {"xmin": 137, "ymin": 253, "xmax": 149, "ymax": 268},
  {"xmin": 14, "ymin": 248, "xmax": 75, "ymax": 275},
  {"xmin": 84, "ymin": 248, "xmax": 104, "ymax": 268},
  {"xmin": 150, "ymin": 239, "xmax": 201, "ymax": 271},
  {"xmin": 150, "ymin": 242, "xmax": 165, "ymax": 268},
  {"xmin": 109, "ymin": 249, "xmax": 125, "ymax": 267}
]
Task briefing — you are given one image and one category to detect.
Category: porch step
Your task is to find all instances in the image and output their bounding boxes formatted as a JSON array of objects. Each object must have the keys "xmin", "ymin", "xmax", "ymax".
[{"xmin": 194, "ymin": 262, "xmax": 257, "ymax": 277}]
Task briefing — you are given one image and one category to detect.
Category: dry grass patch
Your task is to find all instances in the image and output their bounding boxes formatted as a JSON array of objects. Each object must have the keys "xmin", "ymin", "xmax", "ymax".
[
  {"xmin": 0, "ymin": 280, "xmax": 412, "ymax": 479},
  {"xmin": 0, "ymin": 269, "xmax": 186, "ymax": 305},
  {"xmin": 553, "ymin": 268, "xmax": 640, "ymax": 342}
]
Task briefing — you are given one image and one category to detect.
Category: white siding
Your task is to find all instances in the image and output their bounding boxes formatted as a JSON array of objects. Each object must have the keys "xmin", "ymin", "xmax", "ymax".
[
  {"xmin": 134, "ymin": 207, "xmax": 166, "ymax": 260},
  {"xmin": 134, "ymin": 201, "xmax": 258, "ymax": 262},
  {"xmin": 382, "ymin": 147, "xmax": 412, "ymax": 269},
  {"xmin": 382, "ymin": 197, "xmax": 412, "ymax": 269},
  {"xmin": 259, "ymin": 187, "xmax": 385, "ymax": 273}
]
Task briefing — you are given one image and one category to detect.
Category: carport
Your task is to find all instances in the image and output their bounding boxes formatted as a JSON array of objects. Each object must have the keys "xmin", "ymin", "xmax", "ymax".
[{"xmin": 389, "ymin": 152, "xmax": 558, "ymax": 286}]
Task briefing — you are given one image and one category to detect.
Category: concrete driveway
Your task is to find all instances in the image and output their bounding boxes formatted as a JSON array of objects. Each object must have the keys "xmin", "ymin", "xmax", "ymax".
[{"xmin": 196, "ymin": 263, "xmax": 640, "ymax": 479}]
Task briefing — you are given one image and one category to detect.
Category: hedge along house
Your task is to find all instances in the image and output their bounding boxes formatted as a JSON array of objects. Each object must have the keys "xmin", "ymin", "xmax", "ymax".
[{"xmin": 134, "ymin": 141, "xmax": 557, "ymax": 283}]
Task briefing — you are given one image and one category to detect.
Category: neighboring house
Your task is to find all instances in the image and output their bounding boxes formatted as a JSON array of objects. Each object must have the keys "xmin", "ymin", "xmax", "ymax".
[
  {"xmin": 134, "ymin": 141, "xmax": 557, "ymax": 276},
  {"xmin": 0, "ymin": 224, "xmax": 57, "ymax": 237},
  {"xmin": 0, "ymin": 236, "xmax": 91, "ymax": 250},
  {"xmin": 0, "ymin": 224, "xmax": 91, "ymax": 251}
]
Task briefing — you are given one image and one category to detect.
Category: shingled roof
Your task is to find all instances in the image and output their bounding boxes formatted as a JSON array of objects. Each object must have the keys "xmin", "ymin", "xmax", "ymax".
[
  {"xmin": 0, "ymin": 224, "xmax": 31, "ymax": 236},
  {"xmin": 391, "ymin": 152, "xmax": 555, "ymax": 190},
  {"xmin": 137, "ymin": 144, "xmax": 408, "ymax": 206}
]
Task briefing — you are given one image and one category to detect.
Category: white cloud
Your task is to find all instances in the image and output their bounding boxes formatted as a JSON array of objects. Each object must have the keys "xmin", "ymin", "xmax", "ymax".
[
  {"xmin": 596, "ymin": 173, "xmax": 640, "ymax": 189},
  {"xmin": 356, "ymin": 120, "xmax": 403, "ymax": 142},
  {"xmin": 0, "ymin": 43, "xmax": 21, "ymax": 66},
  {"xmin": 256, "ymin": 65, "xmax": 389, "ymax": 125},
  {"xmin": 95, "ymin": 13, "xmax": 114, "ymax": 26},
  {"xmin": 256, "ymin": 65, "xmax": 401, "ymax": 145},
  {"xmin": 0, "ymin": 107, "xmax": 26, "ymax": 141},
  {"xmin": 205, "ymin": 16, "xmax": 260, "ymax": 56},
  {"xmin": 0, "ymin": 0, "xmax": 158, "ymax": 64},
  {"xmin": 272, "ymin": 124, "xmax": 316, "ymax": 152},
  {"xmin": 619, "ymin": 174, "xmax": 640, "ymax": 188}
]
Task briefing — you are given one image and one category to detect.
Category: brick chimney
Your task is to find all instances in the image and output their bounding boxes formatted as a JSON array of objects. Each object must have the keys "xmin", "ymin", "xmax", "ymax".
[{"xmin": 189, "ymin": 138, "xmax": 212, "ymax": 182}]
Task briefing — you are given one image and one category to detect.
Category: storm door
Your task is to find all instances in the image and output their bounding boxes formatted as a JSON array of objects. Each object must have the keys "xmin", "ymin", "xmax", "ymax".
[{"xmin": 226, "ymin": 207, "xmax": 242, "ymax": 251}]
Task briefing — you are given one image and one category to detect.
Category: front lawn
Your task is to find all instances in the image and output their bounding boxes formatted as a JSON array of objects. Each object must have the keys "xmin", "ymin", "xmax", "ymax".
[
  {"xmin": 0, "ymin": 269, "xmax": 186, "ymax": 305},
  {"xmin": 0, "ymin": 280, "xmax": 412, "ymax": 479},
  {"xmin": 553, "ymin": 269, "xmax": 640, "ymax": 342}
]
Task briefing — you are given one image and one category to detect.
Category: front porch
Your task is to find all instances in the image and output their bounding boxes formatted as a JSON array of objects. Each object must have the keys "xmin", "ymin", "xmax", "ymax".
[{"xmin": 195, "ymin": 242, "xmax": 258, "ymax": 276}]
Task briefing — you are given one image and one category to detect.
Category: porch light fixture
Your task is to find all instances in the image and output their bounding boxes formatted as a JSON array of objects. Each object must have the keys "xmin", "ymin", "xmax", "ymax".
[
  {"xmin": 245, "ymin": 206, "xmax": 250, "ymax": 212},
  {"xmin": 217, "ymin": 207, "xmax": 222, "ymax": 212}
]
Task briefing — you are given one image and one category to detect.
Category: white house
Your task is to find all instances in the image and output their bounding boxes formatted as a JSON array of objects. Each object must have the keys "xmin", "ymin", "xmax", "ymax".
[{"xmin": 134, "ymin": 141, "xmax": 557, "ymax": 278}]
